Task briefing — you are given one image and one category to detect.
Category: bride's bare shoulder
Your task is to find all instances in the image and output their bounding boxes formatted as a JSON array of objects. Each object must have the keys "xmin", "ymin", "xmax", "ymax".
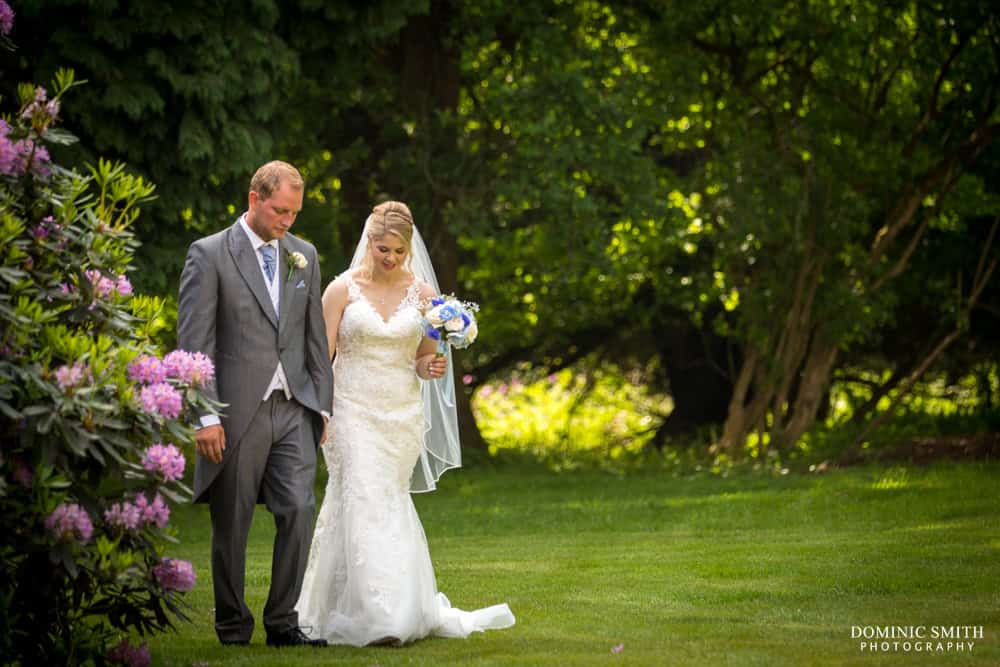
[
  {"xmin": 416, "ymin": 280, "xmax": 437, "ymax": 300},
  {"xmin": 323, "ymin": 274, "xmax": 351, "ymax": 302}
]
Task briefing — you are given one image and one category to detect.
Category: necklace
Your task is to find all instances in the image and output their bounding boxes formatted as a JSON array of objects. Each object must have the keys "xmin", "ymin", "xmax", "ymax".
[{"xmin": 372, "ymin": 281, "xmax": 400, "ymax": 305}]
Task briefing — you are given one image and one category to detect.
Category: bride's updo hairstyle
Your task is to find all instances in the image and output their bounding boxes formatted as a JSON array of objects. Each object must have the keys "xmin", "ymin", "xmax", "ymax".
[{"xmin": 361, "ymin": 200, "xmax": 415, "ymax": 278}]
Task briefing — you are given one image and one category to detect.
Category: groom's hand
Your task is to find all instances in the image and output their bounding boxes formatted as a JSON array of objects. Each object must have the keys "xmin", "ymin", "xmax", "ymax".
[{"xmin": 196, "ymin": 424, "xmax": 226, "ymax": 464}]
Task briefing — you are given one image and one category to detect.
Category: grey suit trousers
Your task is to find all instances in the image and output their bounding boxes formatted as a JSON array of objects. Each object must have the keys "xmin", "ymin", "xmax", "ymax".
[{"xmin": 209, "ymin": 393, "xmax": 317, "ymax": 642}]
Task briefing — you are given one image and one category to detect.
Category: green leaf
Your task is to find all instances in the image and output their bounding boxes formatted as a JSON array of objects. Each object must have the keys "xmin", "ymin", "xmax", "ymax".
[
  {"xmin": 0, "ymin": 400, "xmax": 22, "ymax": 420},
  {"xmin": 41, "ymin": 127, "xmax": 80, "ymax": 146}
]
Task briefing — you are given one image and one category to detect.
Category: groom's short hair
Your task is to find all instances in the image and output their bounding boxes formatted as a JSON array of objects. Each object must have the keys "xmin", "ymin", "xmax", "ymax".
[{"xmin": 250, "ymin": 161, "xmax": 304, "ymax": 200}]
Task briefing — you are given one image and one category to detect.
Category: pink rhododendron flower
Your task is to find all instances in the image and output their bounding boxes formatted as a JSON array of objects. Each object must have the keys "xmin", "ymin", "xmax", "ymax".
[
  {"xmin": 152, "ymin": 557, "xmax": 196, "ymax": 592},
  {"xmin": 139, "ymin": 382, "xmax": 182, "ymax": 419},
  {"xmin": 127, "ymin": 355, "xmax": 167, "ymax": 385},
  {"xmin": 54, "ymin": 361, "xmax": 90, "ymax": 391},
  {"xmin": 141, "ymin": 443, "xmax": 185, "ymax": 482},
  {"xmin": 45, "ymin": 502, "xmax": 93, "ymax": 543},
  {"xmin": 104, "ymin": 500, "xmax": 142, "ymax": 532},
  {"xmin": 163, "ymin": 350, "xmax": 215, "ymax": 387},
  {"xmin": 107, "ymin": 638, "xmax": 151, "ymax": 667},
  {"xmin": 133, "ymin": 492, "xmax": 170, "ymax": 528}
]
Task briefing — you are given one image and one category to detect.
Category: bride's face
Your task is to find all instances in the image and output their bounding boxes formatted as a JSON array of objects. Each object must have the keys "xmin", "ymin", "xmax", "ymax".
[{"xmin": 369, "ymin": 234, "xmax": 408, "ymax": 275}]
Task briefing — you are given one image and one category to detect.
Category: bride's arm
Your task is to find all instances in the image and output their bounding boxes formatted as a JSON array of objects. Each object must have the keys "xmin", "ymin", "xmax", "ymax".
[
  {"xmin": 414, "ymin": 281, "xmax": 448, "ymax": 380},
  {"xmin": 321, "ymin": 278, "xmax": 349, "ymax": 361}
]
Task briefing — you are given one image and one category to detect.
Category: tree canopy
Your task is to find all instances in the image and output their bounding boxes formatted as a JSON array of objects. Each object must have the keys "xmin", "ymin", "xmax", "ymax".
[{"xmin": 4, "ymin": 0, "xmax": 997, "ymax": 453}]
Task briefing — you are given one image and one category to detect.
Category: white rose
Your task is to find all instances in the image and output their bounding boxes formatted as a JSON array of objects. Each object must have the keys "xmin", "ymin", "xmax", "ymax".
[
  {"xmin": 444, "ymin": 316, "xmax": 464, "ymax": 332},
  {"xmin": 425, "ymin": 305, "xmax": 445, "ymax": 327},
  {"xmin": 290, "ymin": 251, "xmax": 308, "ymax": 269},
  {"xmin": 464, "ymin": 318, "xmax": 478, "ymax": 343}
]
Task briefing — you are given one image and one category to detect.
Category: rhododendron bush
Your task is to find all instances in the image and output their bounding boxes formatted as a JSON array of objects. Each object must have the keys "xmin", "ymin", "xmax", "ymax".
[{"xmin": 0, "ymin": 54, "xmax": 221, "ymax": 666}]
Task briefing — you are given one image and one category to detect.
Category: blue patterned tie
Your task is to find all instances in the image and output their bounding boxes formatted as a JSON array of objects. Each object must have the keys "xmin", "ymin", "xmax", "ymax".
[{"xmin": 260, "ymin": 244, "xmax": 276, "ymax": 284}]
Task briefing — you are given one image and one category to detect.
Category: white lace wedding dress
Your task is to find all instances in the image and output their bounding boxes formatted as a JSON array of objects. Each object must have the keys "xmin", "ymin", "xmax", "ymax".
[{"xmin": 295, "ymin": 274, "xmax": 515, "ymax": 646}]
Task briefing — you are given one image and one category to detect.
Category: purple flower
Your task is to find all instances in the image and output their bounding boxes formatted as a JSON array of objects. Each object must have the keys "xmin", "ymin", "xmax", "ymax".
[
  {"xmin": 54, "ymin": 361, "xmax": 90, "ymax": 391},
  {"xmin": 133, "ymin": 492, "xmax": 170, "ymax": 529},
  {"xmin": 426, "ymin": 326, "xmax": 441, "ymax": 340},
  {"xmin": 0, "ymin": 1, "xmax": 13, "ymax": 37},
  {"xmin": 45, "ymin": 502, "xmax": 94, "ymax": 543},
  {"xmin": 96, "ymin": 276, "xmax": 116, "ymax": 298},
  {"xmin": 59, "ymin": 282, "xmax": 74, "ymax": 295},
  {"xmin": 29, "ymin": 143, "xmax": 51, "ymax": 177},
  {"xmin": 141, "ymin": 443, "xmax": 185, "ymax": 482},
  {"xmin": 127, "ymin": 355, "xmax": 167, "ymax": 385},
  {"xmin": 104, "ymin": 500, "xmax": 142, "ymax": 532},
  {"xmin": 462, "ymin": 374, "xmax": 475, "ymax": 385},
  {"xmin": 0, "ymin": 121, "xmax": 18, "ymax": 176},
  {"xmin": 116, "ymin": 275, "xmax": 133, "ymax": 296},
  {"xmin": 4, "ymin": 139, "xmax": 51, "ymax": 178},
  {"xmin": 139, "ymin": 382, "xmax": 183, "ymax": 420},
  {"xmin": 29, "ymin": 224, "xmax": 49, "ymax": 240},
  {"xmin": 163, "ymin": 349, "xmax": 214, "ymax": 387},
  {"xmin": 85, "ymin": 270, "xmax": 132, "ymax": 299},
  {"xmin": 431, "ymin": 296, "xmax": 445, "ymax": 306},
  {"xmin": 19, "ymin": 88, "xmax": 60, "ymax": 131},
  {"xmin": 152, "ymin": 557, "xmax": 196, "ymax": 592},
  {"xmin": 107, "ymin": 638, "xmax": 151, "ymax": 667}
]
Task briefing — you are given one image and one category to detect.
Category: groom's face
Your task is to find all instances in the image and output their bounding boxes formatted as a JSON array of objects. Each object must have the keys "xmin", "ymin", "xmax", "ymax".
[{"xmin": 248, "ymin": 182, "xmax": 304, "ymax": 241}]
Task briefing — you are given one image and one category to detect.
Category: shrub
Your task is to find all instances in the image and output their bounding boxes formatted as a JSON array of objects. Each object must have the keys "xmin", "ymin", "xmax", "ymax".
[{"xmin": 0, "ymin": 64, "xmax": 220, "ymax": 665}]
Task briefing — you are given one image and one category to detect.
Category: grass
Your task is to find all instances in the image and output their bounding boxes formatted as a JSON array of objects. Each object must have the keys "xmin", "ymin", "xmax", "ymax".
[{"xmin": 148, "ymin": 460, "xmax": 1000, "ymax": 666}]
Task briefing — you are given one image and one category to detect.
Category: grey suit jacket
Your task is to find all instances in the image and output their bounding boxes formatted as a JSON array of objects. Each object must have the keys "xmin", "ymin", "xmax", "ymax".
[{"xmin": 177, "ymin": 220, "xmax": 334, "ymax": 503}]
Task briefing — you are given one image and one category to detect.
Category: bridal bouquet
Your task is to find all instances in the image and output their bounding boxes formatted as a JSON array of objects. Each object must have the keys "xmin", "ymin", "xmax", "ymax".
[{"xmin": 422, "ymin": 295, "xmax": 479, "ymax": 355}]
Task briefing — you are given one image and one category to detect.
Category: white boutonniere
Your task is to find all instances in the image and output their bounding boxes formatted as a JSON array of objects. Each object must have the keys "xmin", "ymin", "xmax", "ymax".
[{"xmin": 286, "ymin": 250, "xmax": 308, "ymax": 281}]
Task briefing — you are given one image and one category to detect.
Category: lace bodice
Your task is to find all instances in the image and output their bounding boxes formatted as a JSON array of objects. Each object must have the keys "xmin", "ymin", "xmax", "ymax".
[{"xmin": 333, "ymin": 273, "xmax": 425, "ymax": 408}]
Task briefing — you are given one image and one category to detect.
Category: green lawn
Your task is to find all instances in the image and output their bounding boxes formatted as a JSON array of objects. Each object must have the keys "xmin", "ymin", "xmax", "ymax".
[{"xmin": 148, "ymin": 461, "xmax": 1000, "ymax": 666}]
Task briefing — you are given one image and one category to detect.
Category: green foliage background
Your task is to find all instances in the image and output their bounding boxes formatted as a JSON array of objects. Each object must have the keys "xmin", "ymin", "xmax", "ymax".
[{"xmin": 3, "ymin": 0, "xmax": 997, "ymax": 456}]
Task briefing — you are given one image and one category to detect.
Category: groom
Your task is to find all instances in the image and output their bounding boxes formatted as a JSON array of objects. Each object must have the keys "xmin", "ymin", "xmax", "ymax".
[{"xmin": 177, "ymin": 160, "xmax": 333, "ymax": 647}]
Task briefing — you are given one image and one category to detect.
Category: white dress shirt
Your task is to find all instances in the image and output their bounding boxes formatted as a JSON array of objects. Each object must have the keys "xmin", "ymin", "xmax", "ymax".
[{"xmin": 239, "ymin": 216, "xmax": 292, "ymax": 402}]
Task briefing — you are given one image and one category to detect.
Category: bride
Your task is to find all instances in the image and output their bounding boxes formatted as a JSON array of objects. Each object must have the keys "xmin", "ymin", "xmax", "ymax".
[{"xmin": 295, "ymin": 201, "xmax": 515, "ymax": 646}]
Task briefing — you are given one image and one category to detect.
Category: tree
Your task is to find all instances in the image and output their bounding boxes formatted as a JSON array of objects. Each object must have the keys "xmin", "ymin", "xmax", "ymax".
[
  {"xmin": 639, "ymin": 0, "xmax": 1000, "ymax": 450},
  {"xmin": 0, "ymin": 0, "xmax": 325, "ymax": 292}
]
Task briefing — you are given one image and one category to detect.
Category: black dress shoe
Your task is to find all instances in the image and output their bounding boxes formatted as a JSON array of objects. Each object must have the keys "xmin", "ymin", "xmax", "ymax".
[{"xmin": 265, "ymin": 627, "xmax": 327, "ymax": 647}]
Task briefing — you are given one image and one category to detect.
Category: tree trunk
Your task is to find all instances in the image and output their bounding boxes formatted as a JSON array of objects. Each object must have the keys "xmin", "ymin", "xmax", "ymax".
[
  {"xmin": 720, "ymin": 346, "xmax": 761, "ymax": 450},
  {"xmin": 653, "ymin": 317, "xmax": 736, "ymax": 444},
  {"xmin": 777, "ymin": 340, "xmax": 839, "ymax": 449}
]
